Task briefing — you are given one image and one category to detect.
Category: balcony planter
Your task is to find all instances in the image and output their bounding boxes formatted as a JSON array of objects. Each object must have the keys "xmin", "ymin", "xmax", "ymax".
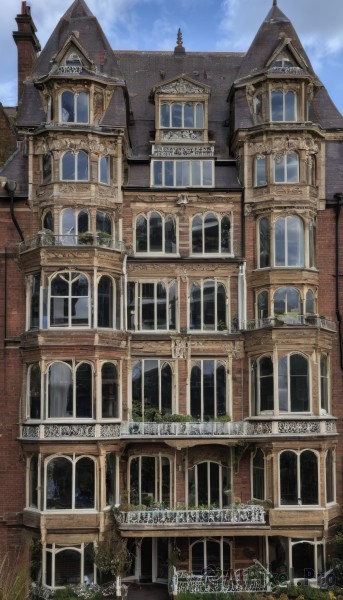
[{"xmin": 79, "ymin": 232, "xmax": 94, "ymax": 245}]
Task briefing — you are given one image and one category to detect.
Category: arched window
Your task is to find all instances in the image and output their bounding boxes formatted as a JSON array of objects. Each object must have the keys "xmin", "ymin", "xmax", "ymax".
[
  {"xmin": 320, "ymin": 355, "xmax": 329, "ymax": 413},
  {"xmin": 255, "ymin": 156, "xmax": 267, "ymax": 186},
  {"xmin": 326, "ymin": 449, "xmax": 334, "ymax": 503},
  {"xmin": 252, "ymin": 449, "xmax": 265, "ymax": 500},
  {"xmin": 106, "ymin": 452, "xmax": 117, "ymax": 506},
  {"xmin": 190, "ymin": 280, "xmax": 227, "ymax": 331},
  {"xmin": 305, "ymin": 290, "xmax": 315, "ymax": 314},
  {"xmin": 278, "ymin": 353, "xmax": 309, "ymax": 412},
  {"xmin": 28, "ymin": 363, "xmax": 41, "ymax": 419},
  {"xmin": 61, "ymin": 208, "xmax": 89, "ymax": 244},
  {"xmin": 274, "ymin": 287, "xmax": 300, "ymax": 321},
  {"xmin": 251, "ymin": 357, "xmax": 274, "ymax": 415},
  {"xmin": 45, "ymin": 456, "xmax": 95, "ymax": 510},
  {"xmin": 271, "ymin": 89, "xmax": 297, "ymax": 121},
  {"xmin": 275, "ymin": 215, "xmax": 304, "ymax": 266},
  {"xmin": 190, "ymin": 360, "xmax": 227, "ymax": 420},
  {"xmin": 47, "ymin": 361, "xmax": 93, "ymax": 418},
  {"xmin": 280, "ymin": 450, "xmax": 318, "ymax": 505},
  {"xmin": 60, "ymin": 91, "xmax": 89, "ymax": 123},
  {"xmin": 259, "ymin": 218, "xmax": 270, "ymax": 268},
  {"xmin": 44, "ymin": 543, "xmax": 95, "ymax": 588},
  {"xmin": 135, "ymin": 212, "xmax": 176, "ymax": 253},
  {"xmin": 191, "ymin": 538, "xmax": 231, "ymax": 576},
  {"xmin": 188, "ymin": 461, "xmax": 231, "ymax": 508},
  {"xmin": 98, "ymin": 276, "xmax": 114, "ymax": 328},
  {"xmin": 43, "ymin": 210, "xmax": 54, "ymax": 232},
  {"xmin": 50, "ymin": 271, "xmax": 90, "ymax": 327},
  {"xmin": 127, "ymin": 281, "xmax": 176, "ymax": 331},
  {"xmin": 132, "ymin": 360, "xmax": 172, "ymax": 420},
  {"xmin": 101, "ymin": 363, "xmax": 119, "ymax": 418},
  {"xmin": 274, "ymin": 152, "xmax": 299, "ymax": 183},
  {"xmin": 42, "ymin": 154, "xmax": 52, "ymax": 184},
  {"xmin": 129, "ymin": 455, "xmax": 171, "ymax": 505},
  {"xmin": 291, "ymin": 541, "xmax": 324, "ymax": 581},
  {"xmin": 61, "ymin": 151, "xmax": 89, "ymax": 181},
  {"xmin": 192, "ymin": 213, "xmax": 231, "ymax": 254}
]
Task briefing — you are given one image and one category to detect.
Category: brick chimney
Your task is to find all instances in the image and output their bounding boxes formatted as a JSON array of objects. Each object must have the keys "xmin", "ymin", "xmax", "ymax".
[{"xmin": 13, "ymin": 1, "xmax": 41, "ymax": 106}]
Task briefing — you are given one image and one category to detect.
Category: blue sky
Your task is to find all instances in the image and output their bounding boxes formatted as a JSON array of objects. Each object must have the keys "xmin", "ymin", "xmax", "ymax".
[{"xmin": 1, "ymin": 0, "xmax": 343, "ymax": 114}]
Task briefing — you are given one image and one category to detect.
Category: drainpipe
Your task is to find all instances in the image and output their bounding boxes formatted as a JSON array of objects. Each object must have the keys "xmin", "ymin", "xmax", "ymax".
[
  {"xmin": 2, "ymin": 179, "xmax": 24, "ymax": 241},
  {"xmin": 334, "ymin": 193, "xmax": 343, "ymax": 369}
]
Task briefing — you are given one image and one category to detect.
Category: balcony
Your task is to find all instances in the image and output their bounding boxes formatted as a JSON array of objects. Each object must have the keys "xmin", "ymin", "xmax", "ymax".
[
  {"xmin": 116, "ymin": 504, "xmax": 266, "ymax": 531},
  {"xmin": 241, "ymin": 315, "xmax": 336, "ymax": 332},
  {"xmin": 19, "ymin": 417, "xmax": 337, "ymax": 441},
  {"xmin": 19, "ymin": 232, "xmax": 125, "ymax": 254},
  {"xmin": 172, "ymin": 564, "xmax": 269, "ymax": 595}
]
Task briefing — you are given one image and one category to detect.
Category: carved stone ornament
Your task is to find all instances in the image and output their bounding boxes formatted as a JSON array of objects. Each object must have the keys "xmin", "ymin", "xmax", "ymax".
[
  {"xmin": 177, "ymin": 193, "xmax": 188, "ymax": 206},
  {"xmin": 172, "ymin": 338, "xmax": 190, "ymax": 359},
  {"xmin": 250, "ymin": 137, "xmax": 319, "ymax": 157},
  {"xmin": 35, "ymin": 136, "xmax": 117, "ymax": 156},
  {"xmin": 161, "ymin": 130, "xmax": 203, "ymax": 141},
  {"xmin": 156, "ymin": 79, "xmax": 205, "ymax": 95},
  {"xmin": 152, "ymin": 145, "xmax": 213, "ymax": 157}
]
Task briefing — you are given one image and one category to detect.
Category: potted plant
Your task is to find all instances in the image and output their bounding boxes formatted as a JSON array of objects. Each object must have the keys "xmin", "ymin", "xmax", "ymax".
[{"xmin": 79, "ymin": 231, "xmax": 94, "ymax": 245}]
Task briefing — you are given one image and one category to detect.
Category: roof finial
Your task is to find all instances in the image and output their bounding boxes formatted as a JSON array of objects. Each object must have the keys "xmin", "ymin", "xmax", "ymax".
[
  {"xmin": 174, "ymin": 28, "xmax": 185, "ymax": 54},
  {"xmin": 273, "ymin": 0, "xmax": 277, "ymax": 5}
]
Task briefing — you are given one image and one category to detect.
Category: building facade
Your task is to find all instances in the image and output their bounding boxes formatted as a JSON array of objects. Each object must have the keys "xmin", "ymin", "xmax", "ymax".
[{"xmin": 1, "ymin": 0, "xmax": 343, "ymax": 594}]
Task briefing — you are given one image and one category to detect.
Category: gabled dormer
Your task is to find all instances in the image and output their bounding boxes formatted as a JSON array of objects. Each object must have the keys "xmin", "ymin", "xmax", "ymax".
[
  {"xmin": 152, "ymin": 75, "xmax": 211, "ymax": 144},
  {"xmin": 49, "ymin": 35, "xmax": 96, "ymax": 76},
  {"xmin": 266, "ymin": 38, "xmax": 309, "ymax": 76}
]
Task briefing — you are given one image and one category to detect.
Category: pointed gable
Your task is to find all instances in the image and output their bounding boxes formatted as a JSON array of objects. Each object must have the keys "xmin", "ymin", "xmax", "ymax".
[
  {"xmin": 235, "ymin": 4, "xmax": 316, "ymax": 83},
  {"xmin": 153, "ymin": 75, "xmax": 211, "ymax": 96},
  {"xmin": 31, "ymin": 0, "xmax": 123, "ymax": 81}
]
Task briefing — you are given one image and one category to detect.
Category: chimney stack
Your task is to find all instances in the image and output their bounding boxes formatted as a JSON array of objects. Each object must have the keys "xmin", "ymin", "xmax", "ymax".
[{"xmin": 13, "ymin": 1, "xmax": 41, "ymax": 106}]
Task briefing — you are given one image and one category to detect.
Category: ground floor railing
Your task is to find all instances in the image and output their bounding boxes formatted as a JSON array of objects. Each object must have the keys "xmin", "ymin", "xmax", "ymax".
[{"xmin": 171, "ymin": 563, "xmax": 269, "ymax": 594}]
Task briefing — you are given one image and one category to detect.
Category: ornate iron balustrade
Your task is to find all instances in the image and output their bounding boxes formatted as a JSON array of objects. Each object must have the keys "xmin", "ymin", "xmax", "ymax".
[
  {"xmin": 171, "ymin": 564, "xmax": 269, "ymax": 595},
  {"xmin": 117, "ymin": 505, "xmax": 266, "ymax": 527},
  {"xmin": 20, "ymin": 418, "xmax": 336, "ymax": 440},
  {"xmin": 241, "ymin": 316, "xmax": 336, "ymax": 332},
  {"xmin": 19, "ymin": 233, "xmax": 124, "ymax": 253}
]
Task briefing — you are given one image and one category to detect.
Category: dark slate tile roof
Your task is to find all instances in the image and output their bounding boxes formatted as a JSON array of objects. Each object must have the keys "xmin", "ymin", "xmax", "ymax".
[
  {"xmin": 325, "ymin": 142, "xmax": 343, "ymax": 200},
  {"xmin": 17, "ymin": 84, "xmax": 45, "ymax": 127},
  {"xmin": 0, "ymin": 149, "xmax": 28, "ymax": 197},
  {"xmin": 115, "ymin": 51, "xmax": 244, "ymax": 159},
  {"xmin": 31, "ymin": 0, "xmax": 123, "ymax": 81},
  {"xmin": 100, "ymin": 88, "xmax": 127, "ymax": 128},
  {"xmin": 311, "ymin": 88, "xmax": 343, "ymax": 130}
]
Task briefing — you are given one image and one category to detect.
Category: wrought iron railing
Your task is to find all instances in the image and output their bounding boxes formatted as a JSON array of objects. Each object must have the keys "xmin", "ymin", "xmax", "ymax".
[
  {"xmin": 19, "ymin": 418, "xmax": 336, "ymax": 440},
  {"xmin": 241, "ymin": 316, "xmax": 336, "ymax": 332},
  {"xmin": 171, "ymin": 563, "xmax": 270, "ymax": 594},
  {"xmin": 116, "ymin": 505, "xmax": 266, "ymax": 527},
  {"xmin": 19, "ymin": 233, "xmax": 124, "ymax": 253}
]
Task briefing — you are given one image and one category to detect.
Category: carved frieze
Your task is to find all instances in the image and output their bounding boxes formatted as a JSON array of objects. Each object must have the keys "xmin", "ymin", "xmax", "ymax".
[
  {"xmin": 156, "ymin": 79, "xmax": 205, "ymax": 95},
  {"xmin": 34, "ymin": 135, "xmax": 118, "ymax": 156},
  {"xmin": 161, "ymin": 130, "xmax": 203, "ymax": 141},
  {"xmin": 248, "ymin": 137, "xmax": 319, "ymax": 157},
  {"xmin": 152, "ymin": 145, "xmax": 214, "ymax": 157}
]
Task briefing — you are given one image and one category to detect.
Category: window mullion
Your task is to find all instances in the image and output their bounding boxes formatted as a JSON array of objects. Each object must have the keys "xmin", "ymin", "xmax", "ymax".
[
  {"xmin": 154, "ymin": 283, "xmax": 157, "ymax": 330},
  {"xmin": 201, "ymin": 362, "xmax": 204, "ymax": 420},
  {"xmin": 207, "ymin": 462, "xmax": 211, "ymax": 506},
  {"xmin": 298, "ymin": 453, "xmax": 301, "ymax": 504},
  {"xmin": 158, "ymin": 360, "xmax": 162, "ymax": 412}
]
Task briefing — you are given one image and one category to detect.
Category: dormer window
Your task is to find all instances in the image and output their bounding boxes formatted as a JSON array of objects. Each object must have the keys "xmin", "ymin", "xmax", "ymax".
[
  {"xmin": 160, "ymin": 102, "xmax": 204, "ymax": 129},
  {"xmin": 271, "ymin": 89, "xmax": 297, "ymax": 121},
  {"xmin": 65, "ymin": 52, "xmax": 82, "ymax": 67},
  {"xmin": 273, "ymin": 56, "xmax": 295, "ymax": 69},
  {"xmin": 60, "ymin": 90, "xmax": 89, "ymax": 123}
]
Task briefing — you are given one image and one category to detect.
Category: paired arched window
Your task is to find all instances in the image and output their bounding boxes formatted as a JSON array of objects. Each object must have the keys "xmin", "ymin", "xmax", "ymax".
[
  {"xmin": 279, "ymin": 450, "xmax": 318, "ymax": 505},
  {"xmin": 50, "ymin": 271, "xmax": 90, "ymax": 327},
  {"xmin": 61, "ymin": 208, "xmax": 89, "ymax": 244},
  {"xmin": 188, "ymin": 461, "xmax": 231, "ymax": 508},
  {"xmin": 274, "ymin": 152, "xmax": 299, "ymax": 183},
  {"xmin": 271, "ymin": 90, "xmax": 297, "ymax": 121},
  {"xmin": 191, "ymin": 538, "xmax": 231, "ymax": 576},
  {"xmin": 251, "ymin": 353, "xmax": 309, "ymax": 415},
  {"xmin": 60, "ymin": 90, "xmax": 89, "ymax": 123},
  {"xmin": 190, "ymin": 360, "xmax": 227, "ymax": 420},
  {"xmin": 275, "ymin": 215, "xmax": 304, "ymax": 267},
  {"xmin": 132, "ymin": 360, "xmax": 172, "ymax": 420},
  {"xmin": 127, "ymin": 281, "xmax": 176, "ymax": 331},
  {"xmin": 48, "ymin": 361, "xmax": 93, "ymax": 419},
  {"xmin": 136, "ymin": 212, "xmax": 176, "ymax": 253},
  {"xmin": 61, "ymin": 151, "xmax": 89, "ymax": 181},
  {"xmin": 129, "ymin": 455, "xmax": 171, "ymax": 505},
  {"xmin": 192, "ymin": 213, "xmax": 231, "ymax": 254},
  {"xmin": 190, "ymin": 280, "xmax": 227, "ymax": 331},
  {"xmin": 160, "ymin": 102, "xmax": 204, "ymax": 129},
  {"xmin": 45, "ymin": 456, "xmax": 95, "ymax": 510}
]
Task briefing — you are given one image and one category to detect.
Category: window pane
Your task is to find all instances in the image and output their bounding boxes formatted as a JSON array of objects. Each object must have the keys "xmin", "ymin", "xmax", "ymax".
[
  {"xmin": 190, "ymin": 365, "xmax": 201, "ymax": 419},
  {"xmin": 153, "ymin": 161, "xmax": 163, "ymax": 186},
  {"xmin": 286, "ymin": 152, "xmax": 299, "ymax": 182},
  {"xmin": 75, "ymin": 458, "xmax": 94, "ymax": 508},
  {"xmin": 256, "ymin": 157, "xmax": 266, "ymax": 186},
  {"xmin": 96, "ymin": 211, "xmax": 112, "ymax": 234},
  {"xmin": 216, "ymin": 363, "xmax": 226, "ymax": 416},
  {"xmin": 62, "ymin": 152, "xmax": 75, "ymax": 180},
  {"xmin": 61, "ymin": 91, "xmax": 74, "ymax": 122},
  {"xmin": 204, "ymin": 213, "xmax": 219, "ymax": 253},
  {"xmin": 141, "ymin": 457, "xmax": 156, "ymax": 503},
  {"xmin": 253, "ymin": 449, "xmax": 264, "ymax": 500},
  {"xmin": 48, "ymin": 363, "xmax": 72, "ymax": 417},
  {"xmin": 157, "ymin": 283, "xmax": 167, "ymax": 329},
  {"xmin": 203, "ymin": 281, "xmax": 215, "ymax": 329},
  {"xmin": 203, "ymin": 360, "xmax": 215, "ymax": 419},
  {"xmin": 29, "ymin": 456, "xmax": 38, "ymax": 507},
  {"xmin": 195, "ymin": 103, "xmax": 204, "ymax": 128},
  {"xmin": 43, "ymin": 154, "xmax": 52, "ymax": 184},
  {"xmin": 62, "ymin": 208, "xmax": 75, "ymax": 237},
  {"xmin": 161, "ymin": 363, "xmax": 172, "ymax": 414},
  {"xmin": 275, "ymin": 218, "xmax": 285, "ymax": 266},
  {"xmin": 176, "ymin": 161, "xmax": 190, "ymax": 186},
  {"xmin": 29, "ymin": 364, "xmax": 41, "ymax": 419},
  {"xmin": 202, "ymin": 161, "xmax": 213, "ymax": 185},
  {"xmin": 98, "ymin": 276, "xmax": 113, "ymax": 328},
  {"xmin": 71, "ymin": 275, "xmax": 89, "ymax": 326},
  {"xmin": 169, "ymin": 282, "xmax": 176, "ymax": 329},
  {"xmin": 278, "ymin": 355, "xmax": 288, "ymax": 412},
  {"xmin": 192, "ymin": 541, "xmax": 205, "ymax": 575},
  {"xmin": 280, "ymin": 451, "xmax": 297, "ymax": 505},
  {"xmin": 326, "ymin": 450, "xmax": 334, "ymax": 503},
  {"xmin": 274, "ymin": 156, "xmax": 285, "ymax": 182},
  {"xmin": 285, "ymin": 91, "xmax": 296, "ymax": 120},
  {"xmin": 30, "ymin": 274, "xmax": 40, "ymax": 329},
  {"xmin": 78, "ymin": 210, "xmax": 89, "ymax": 234},
  {"xmin": 144, "ymin": 360, "xmax": 159, "ymax": 413},
  {"xmin": 190, "ymin": 284, "xmax": 201, "ymax": 329},
  {"xmin": 257, "ymin": 291, "xmax": 268, "ymax": 319},
  {"xmin": 192, "ymin": 216, "xmax": 203, "ymax": 253},
  {"xmin": 46, "ymin": 458, "xmax": 72, "ymax": 509},
  {"xmin": 161, "ymin": 104, "xmax": 170, "ymax": 127},
  {"xmin": 130, "ymin": 458, "xmax": 139, "ymax": 505},
  {"xmin": 197, "ymin": 462, "xmax": 209, "ymax": 505},
  {"xmin": 171, "ymin": 103, "xmax": 182, "ymax": 127},
  {"xmin": 306, "ymin": 290, "xmax": 315, "ymax": 314},
  {"xmin": 136, "ymin": 216, "xmax": 147, "ymax": 252},
  {"xmin": 300, "ymin": 451, "xmax": 318, "ymax": 504},
  {"xmin": 77, "ymin": 151, "xmax": 88, "ymax": 180},
  {"xmin": 106, "ymin": 452, "xmax": 116, "ymax": 505},
  {"xmin": 217, "ymin": 284, "xmax": 226, "ymax": 330},
  {"xmin": 76, "ymin": 363, "xmax": 92, "ymax": 418},
  {"xmin": 100, "ymin": 156, "xmax": 109, "ymax": 184},
  {"xmin": 161, "ymin": 458, "xmax": 170, "ymax": 504},
  {"xmin": 76, "ymin": 91, "xmax": 89, "ymax": 123},
  {"xmin": 287, "ymin": 216, "xmax": 304, "ymax": 266},
  {"xmin": 142, "ymin": 283, "xmax": 155, "ymax": 329},
  {"xmin": 184, "ymin": 103, "xmax": 194, "ymax": 127},
  {"xmin": 165, "ymin": 216, "xmax": 176, "ymax": 253},
  {"xmin": 55, "ymin": 550, "xmax": 81, "ymax": 586},
  {"xmin": 260, "ymin": 357, "xmax": 273, "ymax": 411},
  {"xmin": 271, "ymin": 90, "xmax": 283, "ymax": 121},
  {"xmin": 191, "ymin": 161, "xmax": 201, "ymax": 186},
  {"xmin": 259, "ymin": 218, "xmax": 270, "ymax": 268},
  {"xmin": 150, "ymin": 212, "xmax": 163, "ymax": 251},
  {"xmin": 102, "ymin": 363, "xmax": 118, "ymax": 418},
  {"xmin": 320, "ymin": 355, "xmax": 329, "ymax": 412},
  {"xmin": 290, "ymin": 354, "xmax": 308, "ymax": 411},
  {"xmin": 43, "ymin": 211, "xmax": 54, "ymax": 231},
  {"xmin": 221, "ymin": 216, "xmax": 231, "ymax": 253},
  {"xmin": 132, "ymin": 363, "xmax": 142, "ymax": 420}
]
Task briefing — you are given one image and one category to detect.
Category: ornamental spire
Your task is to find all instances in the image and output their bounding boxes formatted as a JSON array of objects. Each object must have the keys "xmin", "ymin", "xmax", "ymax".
[
  {"xmin": 273, "ymin": 0, "xmax": 277, "ymax": 5},
  {"xmin": 174, "ymin": 28, "xmax": 185, "ymax": 54}
]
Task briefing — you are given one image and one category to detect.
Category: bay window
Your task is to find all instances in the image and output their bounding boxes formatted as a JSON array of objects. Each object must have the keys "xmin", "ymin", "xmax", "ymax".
[
  {"xmin": 61, "ymin": 150, "xmax": 89, "ymax": 181},
  {"xmin": 152, "ymin": 160, "xmax": 213, "ymax": 187},
  {"xmin": 160, "ymin": 102, "xmax": 204, "ymax": 128},
  {"xmin": 47, "ymin": 361, "xmax": 93, "ymax": 419},
  {"xmin": 190, "ymin": 360, "xmax": 227, "ymax": 420},
  {"xmin": 271, "ymin": 89, "xmax": 297, "ymax": 121},
  {"xmin": 45, "ymin": 455, "xmax": 95, "ymax": 510},
  {"xmin": 274, "ymin": 152, "xmax": 299, "ymax": 183},
  {"xmin": 132, "ymin": 359, "xmax": 173, "ymax": 420},
  {"xmin": 60, "ymin": 90, "xmax": 89, "ymax": 123},
  {"xmin": 49, "ymin": 271, "xmax": 90, "ymax": 327},
  {"xmin": 280, "ymin": 450, "xmax": 318, "ymax": 505}
]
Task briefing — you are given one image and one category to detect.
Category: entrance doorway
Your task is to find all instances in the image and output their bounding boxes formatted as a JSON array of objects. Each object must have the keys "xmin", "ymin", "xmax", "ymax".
[{"xmin": 139, "ymin": 538, "xmax": 169, "ymax": 583}]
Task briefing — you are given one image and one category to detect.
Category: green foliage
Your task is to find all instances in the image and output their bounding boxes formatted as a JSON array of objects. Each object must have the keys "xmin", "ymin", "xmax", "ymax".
[
  {"xmin": 93, "ymin": 530, "xmax": 131, "ymax": 578},
  {"xmin": 0, "ymin": 552, "xmax": 30, "ymax": 600}
]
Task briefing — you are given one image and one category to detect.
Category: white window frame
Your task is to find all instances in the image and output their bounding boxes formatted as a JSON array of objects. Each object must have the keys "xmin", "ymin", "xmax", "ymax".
[
  {"xmin": 160, "ymin": 101, "xmax": 204, "ymax": 129},
  {"xmin": 127, "ymin": 280, "xmax": 177, "ymax": 332},
  {"xmin": 191, "ymin": 212, "xmax": 232, "ymax": 255},
  {"xmin": 59, "ymin": 90, "xmax": 89, "ymax": 124},
  {"xmin": 278, "ymin": 352, "xmax": 310, "ymax": 414},
  {"xmin": 45, "ymin": 360, "xmax": 94, "ymax": 420},
  {"xmin": 60, "ymin": 150, "xmax": 89, "ymax": 181},
  {"xmin": 270, "ymin": 89, "xmax": 297, "ymax": 122},
  {"xmin": 273, "ymin": 152, "xmax": 299, "ymax": 183},
  {"xmin": 43, "ymin": 542, "xmax": 97, "ymax": 589},
  {"xmin": 187, "ymin": 460, "xmax": 232, "ymax": 508},
  {"xmin": 44, "ymin": 453, "xmax": 97, "ymax": 512},
  {"xmin": 278, "ymin": 449, "xmax": 319, "ymax": 508},
  {"xmin": 189, "ymin": 359, "xmax": 229, "ymax": 421},
  {"xmin": 48, "ymin": 271, "xmax": 91, "ymax": 329},
  {"xmin": 188, "ymin": 279, "xmax": 228, "ymax": 332},
  {"xmin": 96, "ymin": 274, "xmax": 118, "ymax": 330},
  {"xmin": 99, "ymin": 360, "xmax": 121, "ymax": 421},
  {"xmin": 151, "ymin": 160, "xmax": 214, "ymax": 188},
  {"xmin": 189, "ymin": 537, "xmax": 232, "ymax": 575},
  {"xmin": 135, "ymin": 212, "xmax": 178, "ymax": 255},
  {"xmin": 128, "ymin": 454, "xmax": 172, "ymax": 505},
  {"xmin": 131, "ymin": 359, "xmax": 174, "ymax": 419}
]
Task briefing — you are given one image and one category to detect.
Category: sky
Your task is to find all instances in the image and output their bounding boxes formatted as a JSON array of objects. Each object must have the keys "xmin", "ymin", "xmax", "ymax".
[{"xmin": 1, "ymin": 0, "xmax": 343, "ymax": 113}]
